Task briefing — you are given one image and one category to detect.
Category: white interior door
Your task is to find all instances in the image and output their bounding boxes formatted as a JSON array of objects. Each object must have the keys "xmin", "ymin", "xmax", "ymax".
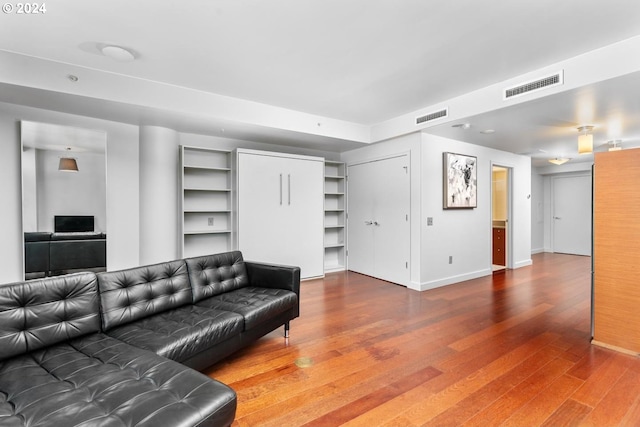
[
  {"xmin": 346, "ymin": 161, "xmax": 375, "ymax": 275},
  {"xmin": 347, "ymin": 155, "xmax": 410, "ymax": 285},
  {"xmin": 553, "ymin": 174, "xmax": 592, "ymax": 256},
  {"xmin": 371, "ymin": 155, "xmax": 410, "ymax": 284}
]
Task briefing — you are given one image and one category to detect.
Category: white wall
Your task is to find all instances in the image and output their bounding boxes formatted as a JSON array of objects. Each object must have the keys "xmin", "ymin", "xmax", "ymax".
[
  {"xmin": 36, "ymin": 149, "xmax": 107, "ymax": 232},
  {"xmin": 0, "ymin": 112, "xmax": 23, "ymax": 283},
  {"xmin": 531, "ymin": 167, "xmax": 545, "ymax": 253},
  {"xmin": 420, "ymin": 134, "xmax": 531, "ymax": 290},
  {"xmin": 341, "ymin": 132, "xmax": 531, "ymax": 291},
  {"xmin": 139, "ymin": 126, "xmax": 180, "ymax": 264},
  {"xmin": 22, "ymin": 147, "xmax": 38, "ymax": 231}
]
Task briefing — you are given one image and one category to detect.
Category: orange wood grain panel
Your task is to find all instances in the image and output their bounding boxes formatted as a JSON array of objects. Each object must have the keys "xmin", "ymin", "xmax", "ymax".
[{"xmin": 594, "ymin": 149, "xmax": 640, "ymax": 353}]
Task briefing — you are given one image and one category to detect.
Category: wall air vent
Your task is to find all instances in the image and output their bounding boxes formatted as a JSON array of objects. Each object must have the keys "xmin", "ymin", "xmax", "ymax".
[
  {"xmin": 416, "ymin": 108, "xmax": 448, "ymax": 125},
  {"xmin": 504, "ymin": 70, "xmax": 563, "ymax": 100}
]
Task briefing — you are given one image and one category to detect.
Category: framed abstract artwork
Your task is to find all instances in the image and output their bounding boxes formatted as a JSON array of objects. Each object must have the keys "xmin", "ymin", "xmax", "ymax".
[{"xmin": 443, "ymin": 152, "xmax": 477, "ymax": 209}]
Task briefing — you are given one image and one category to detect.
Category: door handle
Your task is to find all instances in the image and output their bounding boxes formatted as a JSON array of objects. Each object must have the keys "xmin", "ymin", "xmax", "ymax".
[
  {"xmin": 279, "ymin": 174, "xmax": 283, "ymax": 205},
  {"xmin": 374, "ymin": 221, "xmax": 380, "ymax": 226},
  {"xmin": 554, "ymin": 216, "xmax": 561, "ymax": 219},
  {"xmin": 364, "ymin": 221, "xmax": 373, "ymax": 225}
]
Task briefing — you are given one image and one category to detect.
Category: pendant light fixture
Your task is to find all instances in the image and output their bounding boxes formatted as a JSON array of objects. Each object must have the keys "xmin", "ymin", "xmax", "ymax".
[
  {"xmin": 59, "ymin": 148, "xmax": 78, "ymax": 172},
  {"xmin": 577, "ymin": 125, "xmax": 594, "ymax": 154}
]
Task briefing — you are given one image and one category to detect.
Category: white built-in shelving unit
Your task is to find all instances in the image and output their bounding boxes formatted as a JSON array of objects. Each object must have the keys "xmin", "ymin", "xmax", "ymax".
[
  {"xmin": 180, "ymin": 146, "xmax": 232, "ymax": 258},
  {"xmin": 324, "ymin": 160, "xmax": 346, "ymax": 272}
]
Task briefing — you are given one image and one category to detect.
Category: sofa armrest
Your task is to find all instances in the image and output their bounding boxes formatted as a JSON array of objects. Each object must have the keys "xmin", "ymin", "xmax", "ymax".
[{"xmin": 245, "ymin": 261, "xmax": 300, "ymax": 296}]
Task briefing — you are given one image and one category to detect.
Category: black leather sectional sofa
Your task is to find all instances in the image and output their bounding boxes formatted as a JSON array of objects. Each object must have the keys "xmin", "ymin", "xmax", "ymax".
[{"xmin": 0, "ymin": 250, "xmax": 301, "ymax": 426}]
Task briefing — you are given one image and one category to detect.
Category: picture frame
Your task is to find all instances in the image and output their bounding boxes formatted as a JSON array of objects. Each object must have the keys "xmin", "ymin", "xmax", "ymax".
[{"xmin": 443, "ymin": 152, "xmax": 477, "ymax": 209}]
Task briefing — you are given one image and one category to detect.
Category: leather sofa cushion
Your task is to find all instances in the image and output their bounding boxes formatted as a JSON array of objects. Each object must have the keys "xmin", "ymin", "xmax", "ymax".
[
  {"xmin": 196, "ymin": 287, "xmax": 297, "ymax": 330},
  {"xmin": 24, "ymin": 232, "xmax": 51, "ymax": 242},
  {"xmin": 97, "ymin": 260, "xmax": 192, "ymax": 331},
  {"xmin": 106, "ymin": 305, "xmax": 243, "ymax": 363},
  {"xmin": 0, "ymin": 272, "xmax": 100, "ymax": 361},
  {"xmin": 0, "ymin": 333, "xmax": 236, "ymax": 427},
  {"xmin": 186, "ymin": 251, "xmax": 249, "ymax": 302}
]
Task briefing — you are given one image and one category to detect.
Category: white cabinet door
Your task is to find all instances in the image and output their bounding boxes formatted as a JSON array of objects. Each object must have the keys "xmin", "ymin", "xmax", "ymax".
[{"xmin": 238, "ymin": 150, "xmax": 324, "ymax": 279}]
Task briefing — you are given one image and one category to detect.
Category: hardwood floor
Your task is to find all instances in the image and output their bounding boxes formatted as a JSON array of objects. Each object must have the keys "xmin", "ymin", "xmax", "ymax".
[{"xmin": 205, "ymin": 253, "xmax": 640, "ymax": 426}]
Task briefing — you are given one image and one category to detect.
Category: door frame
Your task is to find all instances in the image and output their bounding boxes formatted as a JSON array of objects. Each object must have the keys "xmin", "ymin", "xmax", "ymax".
[
  {"xmin": 346, "ymin": 151, "xmax": 411, "ymax": 286},
  {"xmin": 490, "ymin": 162, "xmax": 514, "ymax": 270}
]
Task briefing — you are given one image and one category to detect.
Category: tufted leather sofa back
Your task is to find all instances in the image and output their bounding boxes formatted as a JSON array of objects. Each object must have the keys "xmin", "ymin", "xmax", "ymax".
[
  {"xmin": 0, "ymin": 272, "xmax": 100, "ymax": 361},
  {"xmin": 97, "ymin": 259, "xmax": 192, "ymax": 331},
  {"xmin": 186, "ymin": 251, "xmax": 249, "ymax": 302}
]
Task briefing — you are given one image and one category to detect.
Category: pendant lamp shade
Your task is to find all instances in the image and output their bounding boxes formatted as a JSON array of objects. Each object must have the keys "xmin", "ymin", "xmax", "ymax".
[{"xmin": 59, "ymin": 148, "xmax": 78, "ymax": 172}]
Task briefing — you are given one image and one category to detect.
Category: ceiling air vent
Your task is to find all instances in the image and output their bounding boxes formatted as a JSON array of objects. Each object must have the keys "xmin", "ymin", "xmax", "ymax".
[
  {"xmin": 504, "ymin": 70, "xmax": 563, "ymax": 100},
  {"xmin": 416, "ymin": 108, "xmax": 448, "ymax": 125}
]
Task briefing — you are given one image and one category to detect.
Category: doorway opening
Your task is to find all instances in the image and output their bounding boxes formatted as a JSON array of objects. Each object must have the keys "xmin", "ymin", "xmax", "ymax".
[{"xmin": 492, "ymin": 165, "xmax": 511, "ymax": 272}]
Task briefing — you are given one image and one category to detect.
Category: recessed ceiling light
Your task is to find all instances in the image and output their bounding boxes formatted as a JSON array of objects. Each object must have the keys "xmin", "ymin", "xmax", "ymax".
[
  {"xmin": 480, "ymin": 129, "xmax": 495, "ymax": 134},
  {"xmin": 100, "ymin": 45, "xmax": 135, "ymax": 62}
]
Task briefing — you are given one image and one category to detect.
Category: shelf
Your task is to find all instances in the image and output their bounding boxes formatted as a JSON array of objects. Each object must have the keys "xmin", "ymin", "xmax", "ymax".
[
  {"xmin": 184, "ymin": 229, "xmax": 232, "ymax": 235},
  {"xmin": 323, "ymin": 160, "xmax": 346, "ymax": 273},
  {"xmin": 181, "ymin": 146, "xmax": 233, "ymax": 257},
  {"xmin": 184, "ymin": 209, "xmax": 231, "ymax": 213},
  {"xmin": 324, "ymin": 243, "xmax": 345, "ymax": 249},
  {"xmin": 184, "ymin": 187, "xmax": 231, "ymax": 192},
  {"xmin": 184, "ymin": 165, "xmax": 231, "ymax": 172}
]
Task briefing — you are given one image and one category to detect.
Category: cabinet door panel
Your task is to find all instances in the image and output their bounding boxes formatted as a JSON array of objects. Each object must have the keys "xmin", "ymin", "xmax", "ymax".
[
  {"xmin": 238, "ymin": 151, "xmax": 324, "ymax": 279},
  {"xmin": 283, "ymin": 157, "xmax": 324, "ymax": 278},
  {"xmin": 238, "ymin": 154, "xmax": 289, "ymax": 265}
]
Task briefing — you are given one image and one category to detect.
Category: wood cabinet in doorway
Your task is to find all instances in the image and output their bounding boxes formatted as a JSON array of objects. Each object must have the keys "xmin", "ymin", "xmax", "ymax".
[{"xmin": 492, "ymin": 227, "xmax": 505, "ymax": 266}]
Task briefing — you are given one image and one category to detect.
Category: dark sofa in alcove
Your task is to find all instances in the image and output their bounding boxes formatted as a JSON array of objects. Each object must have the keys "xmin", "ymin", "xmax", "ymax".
[{"xmin": 24, "ymin": 231, "xmax": 106, "ymax": 276}]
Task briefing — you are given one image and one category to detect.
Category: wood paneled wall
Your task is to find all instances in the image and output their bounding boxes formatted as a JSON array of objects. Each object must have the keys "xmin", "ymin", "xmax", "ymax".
[{"xmin": 593, "ymin": 148, "xmax": 640, "ymax": 354}]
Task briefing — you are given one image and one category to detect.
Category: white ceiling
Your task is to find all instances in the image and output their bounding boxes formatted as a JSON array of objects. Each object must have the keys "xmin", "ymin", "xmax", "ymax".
[{"xmin": 2, "ymin": 0, "xmax": 640, "ymax": 161}]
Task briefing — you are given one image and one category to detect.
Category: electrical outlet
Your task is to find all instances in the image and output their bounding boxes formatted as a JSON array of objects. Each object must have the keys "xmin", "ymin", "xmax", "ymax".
[
  {"xmin": 427, "ymin": 217, "xmax": 433, "ymax": 226},
  {"xmin": 208, "ymin": 217, "xmax": 214, "ymax": 226},
  {"xmin": 449, "ymin": 256, "xmax": 453, "ymax": 264}
]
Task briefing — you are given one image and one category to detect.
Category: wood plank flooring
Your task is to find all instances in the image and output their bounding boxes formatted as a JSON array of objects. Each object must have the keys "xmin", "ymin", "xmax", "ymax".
[{"xmin": 205, "ymin": 253, "xmax": 640, "ymax": 426}]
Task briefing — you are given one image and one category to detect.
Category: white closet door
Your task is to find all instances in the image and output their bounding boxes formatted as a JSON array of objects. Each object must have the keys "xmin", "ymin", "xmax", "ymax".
[
  {"xmin": 284, "ymin": 157, "xmax": 324, "ymax": 278},
  {"xmin": 346, "ymin": 161, "xmax": 375, "ymax": 275},
  {"xmin": 238, "ymin": 153, "xmax": 289, "ymax": 265},
  {"xmin": 347, "ymin": 155, "xmax": 410, "ymax": 286},
  {"xmin": 372, "ymin": 155, "xmax": 410, "ymax": 285},
  {"xmin": 237, "ymin": 150, "xmax": 324, "ymax": 279}
]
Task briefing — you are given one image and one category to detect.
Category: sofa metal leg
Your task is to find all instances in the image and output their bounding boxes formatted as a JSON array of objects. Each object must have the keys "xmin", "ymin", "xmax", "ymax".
[{"xmin": 284, "ymin": 322, "xmax": 290, "ymax": 339}]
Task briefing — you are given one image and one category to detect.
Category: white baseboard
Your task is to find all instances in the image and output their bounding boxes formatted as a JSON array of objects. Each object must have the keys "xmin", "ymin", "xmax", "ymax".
[{"xmin": 417, "ymin": 268, "xmax": 492, "ymax": 292}]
